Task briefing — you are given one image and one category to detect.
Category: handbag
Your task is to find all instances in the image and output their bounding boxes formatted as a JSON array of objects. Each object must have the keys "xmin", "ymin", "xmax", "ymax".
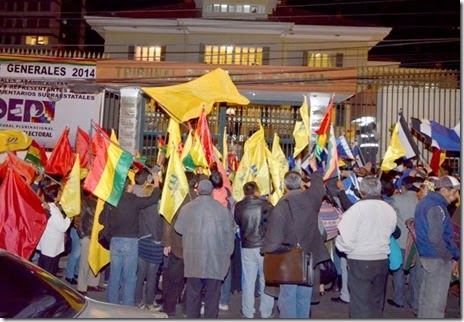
[
  {"xmin": 263, "ymin": 200, "xmax": 314, "ymax": 286},
  {"xmin": 98, "ymin": 204, "xmax": 112, "ymax": 250}
]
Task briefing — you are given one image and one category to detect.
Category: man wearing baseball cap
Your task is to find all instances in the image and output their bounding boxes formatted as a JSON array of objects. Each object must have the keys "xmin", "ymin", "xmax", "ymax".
[{"xmin": 414, "ymin": 175, "xmax": 460, "ymax": 318}]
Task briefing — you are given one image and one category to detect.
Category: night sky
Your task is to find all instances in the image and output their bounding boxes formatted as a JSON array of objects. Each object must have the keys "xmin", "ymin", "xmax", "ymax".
[{"xmin": 86, "ymin": 0, "xmax": 460, "ymax": 71}]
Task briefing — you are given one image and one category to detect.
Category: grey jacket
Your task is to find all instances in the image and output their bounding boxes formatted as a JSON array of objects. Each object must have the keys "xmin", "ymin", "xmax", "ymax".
[
  {"xmin": 174, "ymin": 195, "xmax": 235, "ymax": 280},
  {"xmin": 390, "ymin": 190, "xmax": 418, "ymax": 249}
]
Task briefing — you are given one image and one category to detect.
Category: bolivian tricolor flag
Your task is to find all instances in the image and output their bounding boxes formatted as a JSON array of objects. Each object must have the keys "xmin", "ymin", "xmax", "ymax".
[
  {"xmin": 84, "ymin": 126, "xmax": 133, "ymax": 207},
  {"xmin": 24, "ymin": 140, "xmax": 48, "ymax": 170}
]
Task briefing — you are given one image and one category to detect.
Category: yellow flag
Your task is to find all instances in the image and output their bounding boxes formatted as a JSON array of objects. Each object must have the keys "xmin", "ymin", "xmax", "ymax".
[
  {"xmin": 59, "ymin": 154, "xmax": 81, "ymax": 217},
  {"xmin": 141, "ymin": 68, "xmax": 250, "ymax": 123},
  {"xmin": 0, "ymin": 130, "xmax": 32, "ymax": 153},
  {"xmin": 110, "ymin": 129, "xmax": 119, "ymax": 144},
  {"xmin": 293, "ymin": 121, "xmax": 309, "ymax": 158},
  {"xmin": 159, "ymin": 122, "xmax": 190, "ymax": 223},
  {"xmin": 181, "ymin": 131, "xmax": 193, "ymax": 161},
  {"xmin": 292, "ymin": 96, "xmax": 310, "ymax": 158},
  {"xmin": 381, "ymin": 122, "xmax": 407, "ymax": 171},
  {"xmin": 88, "ymin": 198, "xmax": 110, "ymax": 275},
  {"xmin": 165, "ymin": 119, "xmax": 182, "ymax": 159},
  {"xmin": 268, "ymin": 134, "xmax": 289, "ymax": 206},
  {"xmin": 223, "ymin": 127, "xmax": 228, "ymax": 170},
  {"xmin": 300, "ymin": 95, "xmax": 310, "ymax": 136},
  {"xmin": 232, "ymin": 123, "xmax": 271, "ymax": 201}
]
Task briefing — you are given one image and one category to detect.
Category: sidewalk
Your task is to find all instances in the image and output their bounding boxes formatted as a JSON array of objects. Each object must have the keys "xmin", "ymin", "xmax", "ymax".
[{"xmin": 59, "ymin": 255, "xmax": 461, "ymax": 319}]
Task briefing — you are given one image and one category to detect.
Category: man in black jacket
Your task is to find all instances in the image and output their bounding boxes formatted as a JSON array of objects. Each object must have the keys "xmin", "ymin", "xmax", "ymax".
[
  {"xmin": 100, "ymin": 175, "xmax": 160, "ymax": 306},
  {"xmin": 234, "ymin": 181, "xmax": 274, "ymax": 318},
  {"xmin": 261, "ymin": 157, "xmax": 329, "ymax": 318}
]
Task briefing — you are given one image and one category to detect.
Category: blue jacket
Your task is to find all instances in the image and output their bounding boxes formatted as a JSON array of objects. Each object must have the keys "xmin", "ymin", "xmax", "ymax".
[{"xmin": 414, "ymin": 192, "xmax": 459, "ymax": 261}]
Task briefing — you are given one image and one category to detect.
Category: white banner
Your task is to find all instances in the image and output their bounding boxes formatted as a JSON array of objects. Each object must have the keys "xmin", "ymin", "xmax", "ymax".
[
  {"xmin": 0, "ymin": 60, "xmax": 96, "ymax": 80},
  {"xmin": 0, "ymin": 78, "xmax": 101, "ymax": 149},
  {"xmin": 0, "ymin": 57, "xmax": 101, "ymax": 149}
]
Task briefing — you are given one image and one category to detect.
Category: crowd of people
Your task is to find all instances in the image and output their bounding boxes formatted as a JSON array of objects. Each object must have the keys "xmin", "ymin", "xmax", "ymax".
[{"xmin": 28, "ymin": 150, "xmax": 460, "ymax": 319}]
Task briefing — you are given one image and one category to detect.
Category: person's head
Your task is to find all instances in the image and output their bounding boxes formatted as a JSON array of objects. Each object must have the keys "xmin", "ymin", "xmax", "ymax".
[
  {"xmin": 359, "ymin": 175, "xmax": 381, "ymax": 198},
  {"xmin": 415, "ymin": 177, "xmax": 437, "ymax": 200},
  {"xmin": 284, "ymin": 171, "xmax": 302, "ymax": 191},
  {"xmin": 134, "ymin": 169, "xmax": 149, "ymax": 185},
  {"xmin": 197, "ymin": 179, "xmax": 214, "ymax": 196},
  {"xmin": 380, "ymin": 179, "xmax": 395, "ymax": 197},
  {"xmin": 435, "ymin": 175, "xmax": 460, "ymax": 204},
  {"xmin": 186, "ymin": 172, "xmax": 199, "ymax": 189},
  {"xmin": 209, "ymin": 170, "xmax": 223, "ymax": 189},
  {"xmin": 402, "ymin": 176, "xmax": 421, "ymax": 192},
  {"xmin": 43, "ymin": 183, "xmax": 61, "ymax": 203},
  {"xmin": 243, "ymin": 181, "xmax": 260, "ymax": 197},
  {"xmin": 440, "ymin": 164, "xmax": 453, "ymax": 176}
]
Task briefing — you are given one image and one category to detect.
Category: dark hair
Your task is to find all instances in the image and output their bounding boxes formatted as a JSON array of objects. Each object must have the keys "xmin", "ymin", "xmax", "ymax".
[
  {"xmin": 209, "ymin": 170, "xmax": 223, "ymax": 189},
  {"xmin": 380, "ymin": 179, "xmax": 395, "ymax": 197},
  {"xmin": 43, "ymin": 184, "xmax": 61, "ymax": 203},
  {"xmin": 243, "ymin": 181, "xmax": 259, "ymax": 196},
  {"xmin": 185, "ymin": 172, "xmax": 199, "ymax": 189},
  {"xmin": 134, "ymin": 169, "xmax": 149, "ymax": 185},
  {"xmin": 402, "ymin": 176, "xmax": 422, "ymax": 192}
]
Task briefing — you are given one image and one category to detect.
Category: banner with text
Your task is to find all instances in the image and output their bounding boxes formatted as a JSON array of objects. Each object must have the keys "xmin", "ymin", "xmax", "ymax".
[{"xmin": 0, "ymin": 56, "xmax": 101, "ymax": 149}]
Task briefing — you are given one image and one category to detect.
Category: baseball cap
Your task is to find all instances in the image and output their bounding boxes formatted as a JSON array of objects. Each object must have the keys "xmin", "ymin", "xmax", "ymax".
[
  {"xmin": 413, "ymin": 176, "xmax": 438, "ymax": 191},
  {"xmin": 435, "ymin": 175, "xmax": 460, "ymax": 190}
]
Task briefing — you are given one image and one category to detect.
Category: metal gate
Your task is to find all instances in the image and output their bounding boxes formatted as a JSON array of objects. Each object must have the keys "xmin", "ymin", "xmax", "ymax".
[{"xmin": 139, "ymin": 67, "xmax": 460, "ymax": 172}]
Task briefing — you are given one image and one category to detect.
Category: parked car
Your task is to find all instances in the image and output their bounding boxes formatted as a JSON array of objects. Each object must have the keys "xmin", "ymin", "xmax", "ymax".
[{"xmin": 0, "ymin": 249, "xmax": 167, "ymax": 318}]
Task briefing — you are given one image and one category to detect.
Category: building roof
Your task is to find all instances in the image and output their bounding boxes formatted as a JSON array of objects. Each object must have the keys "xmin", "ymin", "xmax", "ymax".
[{"xmin": 101, "ymin": 1, "xmax": 379, "ymax": 27}]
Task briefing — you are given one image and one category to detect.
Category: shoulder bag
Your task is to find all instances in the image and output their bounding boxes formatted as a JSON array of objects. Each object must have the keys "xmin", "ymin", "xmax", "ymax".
[{"xmin": 263, "ymin": 200, "xmax": 314, "ymax": 286}]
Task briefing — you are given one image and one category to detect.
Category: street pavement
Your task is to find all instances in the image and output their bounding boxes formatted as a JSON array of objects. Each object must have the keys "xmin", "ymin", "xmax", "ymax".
[{"xmin": 59, "ymin": 256, "xmax": 461, "ymax": 319}]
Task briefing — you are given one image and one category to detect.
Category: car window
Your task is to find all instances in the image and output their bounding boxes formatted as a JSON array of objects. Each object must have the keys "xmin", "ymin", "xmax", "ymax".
[{"xmin": 0, "ymin": 252, "xmax": 86, "ymax": 318}]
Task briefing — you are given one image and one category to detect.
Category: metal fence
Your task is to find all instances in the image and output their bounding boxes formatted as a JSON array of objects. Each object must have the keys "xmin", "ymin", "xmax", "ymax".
[{"xmin": 137, "ymin": 67, "xmax": 460, "ymax": 172}]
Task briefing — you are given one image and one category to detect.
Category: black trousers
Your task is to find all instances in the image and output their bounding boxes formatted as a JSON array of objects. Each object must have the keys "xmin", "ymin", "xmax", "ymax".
[
  {"xmin": 347, "ymin": 258, "xmax": 389, "ymax": 318},
  {"xmin": 163, "ymin": 254, "xmax": 185, "ymax": 316},
  {"xmin": 38, "ymin": 253, "xmax": 59, "ymax": 276},
  {"xmin": 186, "ymin": 278, "xmax": 221, "ymax": 318}
]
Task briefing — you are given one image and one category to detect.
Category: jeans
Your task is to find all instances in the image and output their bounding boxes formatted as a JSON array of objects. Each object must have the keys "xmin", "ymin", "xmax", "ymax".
[
  {"xmin": 186, "ymin": 278, "xmax": 222, "ymax": 318},
  {"xmin": 391, "ymin": 249, "xmax": 406, "ymax": 306},
  {"xmin": 340, "ymin": 256, "xmax": 350, "ymax": 302},
  {"xmin": 241, "ymin": 248, "xmax": 274, "ymax": 318},
  {"xmin": 135, "ymin": 257, "xmax": 160, "ymax": 306},
  {"xmin": 347, "ymin": 258, "xmax": 389, "ymax": 318},
  {"xmin": 220, "ymin": 262, "xmax": 231, "ymax": 305},
  {"xmin": 278, "ymin": 284, "xmax": 312, "ymax": 318},
  {"xmin": 65, "ymin": 227, "xmax": 81, "ymax": 279},
  {"xmin": 417, "ymin": 257, "xmax": 452, "ymax": 318},
  {"xmin": 407, "ymin": 263, "xmax": 421, "ymax": 313},
  {"xmin": 107, "ymin": 237, "xmax": 138, "ymax": 306},
  {"xmin": 77, "ymin": 237, "xmax": 101, "ymax": 292}
]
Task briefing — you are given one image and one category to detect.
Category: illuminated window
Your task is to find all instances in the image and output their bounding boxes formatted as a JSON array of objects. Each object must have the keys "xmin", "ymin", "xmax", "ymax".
[
  {"xmin": 306, "ymin": 52, "xmax": 343, "ymax": 68},
  {"xmin": 204, "ymin": 45, "xmax": 263, "ymax": 65},
  {"xmin": 205, "ymin": 3, "xmax": 265, "ymax": 14},
  {"xmin": 25, "ymin": 35, "xmax": 49, "ymax": 45},
  {"xmin": 134, "ymin": 46, "xmax": 162, "ymax": 61}
]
